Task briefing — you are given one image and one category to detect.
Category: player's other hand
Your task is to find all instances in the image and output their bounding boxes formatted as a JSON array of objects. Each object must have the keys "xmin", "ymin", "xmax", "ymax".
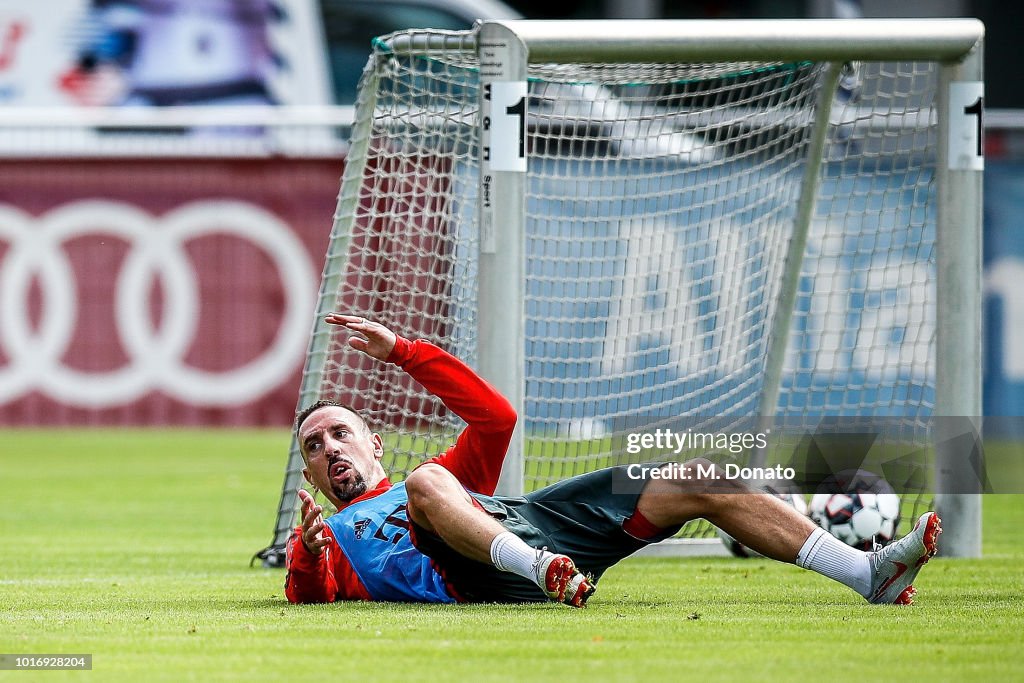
[
  {"xmin": 297, "ymin": 488, "xmax": 329, "ymax": 555},
  {"xmin": 324, "ymin": 314, "xmax": 396, "ymax": 361}
]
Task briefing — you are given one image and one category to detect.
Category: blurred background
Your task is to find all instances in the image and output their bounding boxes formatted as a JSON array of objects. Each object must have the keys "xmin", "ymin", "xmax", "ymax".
[{"xmin": 0, "ymin": 0, "xmax": 1018, "ymax": 429}]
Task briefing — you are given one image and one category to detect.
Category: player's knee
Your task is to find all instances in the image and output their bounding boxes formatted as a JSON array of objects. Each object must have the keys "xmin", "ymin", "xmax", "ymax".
[
  {"xmin": 674, "ymin": 457, "xmax": 719, "ymax": 490},
  {"xmin": 688, "ymin": 458, "xmax": 753, "ymax": 518},
  {"xmin": 638, "ymin": 457, "xmax": 739, "ymax": 526},
  {"xmin": 671, "ymin": 457, "xmax": 745, "ymax": 510},
  {"xmin": 686, "ymin": 457, "xmax": 716, "ymax": 480},
  {"xmin": 405, "ymin": 464, "xmax": 458, "ymax": 512},
  {"xmin": 689, "ymin": 456, "xmax": 747, "ymax": 487}
]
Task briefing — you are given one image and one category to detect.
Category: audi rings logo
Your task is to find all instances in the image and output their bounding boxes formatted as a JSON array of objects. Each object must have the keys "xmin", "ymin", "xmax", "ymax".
[{"xmin": 0, "ymin": 200, "xmax": 316, "ymax": 407}]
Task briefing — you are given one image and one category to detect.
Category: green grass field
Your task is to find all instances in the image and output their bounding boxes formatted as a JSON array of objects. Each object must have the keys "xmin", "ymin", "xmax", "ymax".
[{"xmin": 1, "ymin": 430, "xmax": 1021, "ymax": 682}]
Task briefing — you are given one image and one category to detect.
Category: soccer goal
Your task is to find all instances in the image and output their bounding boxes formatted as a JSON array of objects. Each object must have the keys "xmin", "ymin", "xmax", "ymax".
[{"xmin": 256, "ymin": 18, "xmax": 984, "ymax": 566}]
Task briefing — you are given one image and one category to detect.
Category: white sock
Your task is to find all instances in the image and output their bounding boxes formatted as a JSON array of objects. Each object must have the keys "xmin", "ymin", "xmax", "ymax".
[
  {"xmin": 489, "ymin": 531, "xmax": 551, "ymax": 588},
  {"xmin": 795, "ymin": 527, "xmax": 872, "ymax": 598}
]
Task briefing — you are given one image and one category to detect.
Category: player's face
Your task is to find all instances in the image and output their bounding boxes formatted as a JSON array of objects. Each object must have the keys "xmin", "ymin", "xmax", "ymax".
[{"xmin": 299, "ymin": 406, "xmax": 385, "ymax": 508}]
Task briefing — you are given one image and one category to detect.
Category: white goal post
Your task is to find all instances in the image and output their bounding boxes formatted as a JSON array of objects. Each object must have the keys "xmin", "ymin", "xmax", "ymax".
[{"xmin": 256, "ymin": 18, "xmax": 984, "ymax": 566}]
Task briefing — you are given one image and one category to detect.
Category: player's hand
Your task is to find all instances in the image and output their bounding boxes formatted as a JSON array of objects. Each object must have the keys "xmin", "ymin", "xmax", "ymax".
[
  {"xmin": 297, "ymin": 488, "xmax": 329, "ymax": 556},
  {"xmin": 324, "ymin": 313, "xmax": 397, "ymax": 361}
]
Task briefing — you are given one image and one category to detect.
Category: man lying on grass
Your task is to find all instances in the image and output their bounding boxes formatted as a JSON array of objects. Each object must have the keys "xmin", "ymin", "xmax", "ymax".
[{"xmin": 285, "ymin": 314, "xmax": 941, "ymax": 607}]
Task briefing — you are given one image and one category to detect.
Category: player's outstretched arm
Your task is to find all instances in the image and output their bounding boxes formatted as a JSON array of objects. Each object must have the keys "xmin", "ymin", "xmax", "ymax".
[
  {"xmin": 323, "ymin": 313, "xmax": 516, "ymax": 495},
  {"xmin": 322, "ymin": 314, "xmax": 514, "ymax": 433}
]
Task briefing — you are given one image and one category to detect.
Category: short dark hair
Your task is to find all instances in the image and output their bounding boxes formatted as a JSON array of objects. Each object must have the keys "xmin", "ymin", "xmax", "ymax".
[{"xmin": 293, "ymin": 399, "xmax": 369, "ymax": 440}]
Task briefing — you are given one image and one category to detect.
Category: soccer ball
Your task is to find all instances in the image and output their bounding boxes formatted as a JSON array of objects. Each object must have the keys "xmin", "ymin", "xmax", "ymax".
[
  {"xmin": 809, "ymin": 475, "xmax": 901, "ymax": 551},
  {"xmin": 718, "ymin": 492, "xmax": 809, "ymax": 558}
]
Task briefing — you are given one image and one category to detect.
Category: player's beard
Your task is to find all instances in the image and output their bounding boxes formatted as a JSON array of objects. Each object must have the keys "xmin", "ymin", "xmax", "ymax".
[{"xmin": 330, "ymin": 469, "xmax": 368, "ymax": 503}]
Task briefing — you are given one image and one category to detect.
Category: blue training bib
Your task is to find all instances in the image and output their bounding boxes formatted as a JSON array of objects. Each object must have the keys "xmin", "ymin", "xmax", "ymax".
[{"xmin": 324, "ymin": 483, "xmax": 456, "ymax": 603}]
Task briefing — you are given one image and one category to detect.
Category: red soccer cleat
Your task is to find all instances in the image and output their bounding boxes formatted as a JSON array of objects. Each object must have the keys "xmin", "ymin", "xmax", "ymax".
[
  {"xmin": 535, "ymin": 553, "xmax": 596, "ymax": 608},
  {"xmin": 867, "ymin": 512, "xmax": 942, "ymax": 605}
]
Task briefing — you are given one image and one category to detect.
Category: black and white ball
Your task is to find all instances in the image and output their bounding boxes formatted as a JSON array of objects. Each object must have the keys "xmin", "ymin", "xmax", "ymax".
[{"xmin": 809, "ymin": 476, "xmax": 901, "ymax": 551}]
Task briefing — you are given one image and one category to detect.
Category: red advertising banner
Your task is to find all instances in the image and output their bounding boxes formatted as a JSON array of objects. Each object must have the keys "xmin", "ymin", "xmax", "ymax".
[{"xmin": 0, "ymin": 157, "xmax": 341, "ymax": 426}]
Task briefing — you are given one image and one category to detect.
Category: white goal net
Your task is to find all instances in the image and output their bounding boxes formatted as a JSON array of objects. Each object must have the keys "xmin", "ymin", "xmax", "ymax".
[{"xmin": 257, "ymin": 20, "xmax": 984, "ymax": 564}]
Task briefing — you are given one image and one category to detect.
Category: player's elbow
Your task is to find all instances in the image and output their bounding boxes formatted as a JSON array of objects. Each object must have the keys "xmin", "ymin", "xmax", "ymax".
[
  {"xmin": 496, "ymin": 401, "xmax": 518, "ymax": 433},
  {"xmin": 284, "ymin": 586, "xmax": 306, "ymax": 604},
  {"xmin": 285, "ymin": 592, "xmax": 329, "ymax": 605},
  {"xmin": 487, "ymin": 397, "xmax": 518, "ymax": 435},
  {"xmin": 284, "ymin": 576, "xmax": 329, "ymax": 605}
]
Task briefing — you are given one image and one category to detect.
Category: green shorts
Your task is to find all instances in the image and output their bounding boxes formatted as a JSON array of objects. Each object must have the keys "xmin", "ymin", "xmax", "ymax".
[{"xmin": 410, "ymin": 464, "xmax": 676, "ymax": 603}]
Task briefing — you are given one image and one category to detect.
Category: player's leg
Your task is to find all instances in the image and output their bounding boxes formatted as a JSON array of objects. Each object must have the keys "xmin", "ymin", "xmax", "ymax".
[
  {"xmin": 404, "ymin": 464, "xmax": 593, "ymax": 605},
  {"xmin": 633, "ymin": 458, "xmax": 816, "ymax": 562},
  {"xmin": 404, "ymin": 463, "xmax": 505, "ymax": 563},
  {"xmin": 633, "ymin": 458, "xmax": 940, "ymax": 603}
]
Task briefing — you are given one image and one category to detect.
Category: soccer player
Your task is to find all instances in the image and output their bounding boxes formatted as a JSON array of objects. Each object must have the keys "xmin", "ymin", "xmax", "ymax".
[{"xmin": 285, "ymin": 314, "xmax": 941, "ymax": 607}]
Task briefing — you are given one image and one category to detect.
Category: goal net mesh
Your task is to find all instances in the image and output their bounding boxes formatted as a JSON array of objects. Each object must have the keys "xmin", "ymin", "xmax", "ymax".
[{"xmin": 273, "ymin": 29, "xmax": 937, "ymax": 545}]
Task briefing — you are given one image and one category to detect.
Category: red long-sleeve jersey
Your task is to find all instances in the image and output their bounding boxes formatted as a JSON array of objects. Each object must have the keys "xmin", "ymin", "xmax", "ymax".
[{"xmin": 284, "ymin": 335, "xmax": 517, "ymax": 603}]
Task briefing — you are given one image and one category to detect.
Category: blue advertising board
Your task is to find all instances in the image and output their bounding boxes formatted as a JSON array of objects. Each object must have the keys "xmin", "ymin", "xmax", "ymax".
[
  {"xmin": 517, "ymin": 158, "xmax": 937, "ymax": 427},
  {"xmin": 983, "ymin": 162, "xmax": 1024, "ymax": 419}
]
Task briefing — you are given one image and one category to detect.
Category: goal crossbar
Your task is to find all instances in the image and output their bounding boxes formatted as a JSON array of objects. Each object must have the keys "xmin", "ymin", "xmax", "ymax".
[{"xmin": 385, "ymin": 19, "xmax": 983, "ymax": 62}]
